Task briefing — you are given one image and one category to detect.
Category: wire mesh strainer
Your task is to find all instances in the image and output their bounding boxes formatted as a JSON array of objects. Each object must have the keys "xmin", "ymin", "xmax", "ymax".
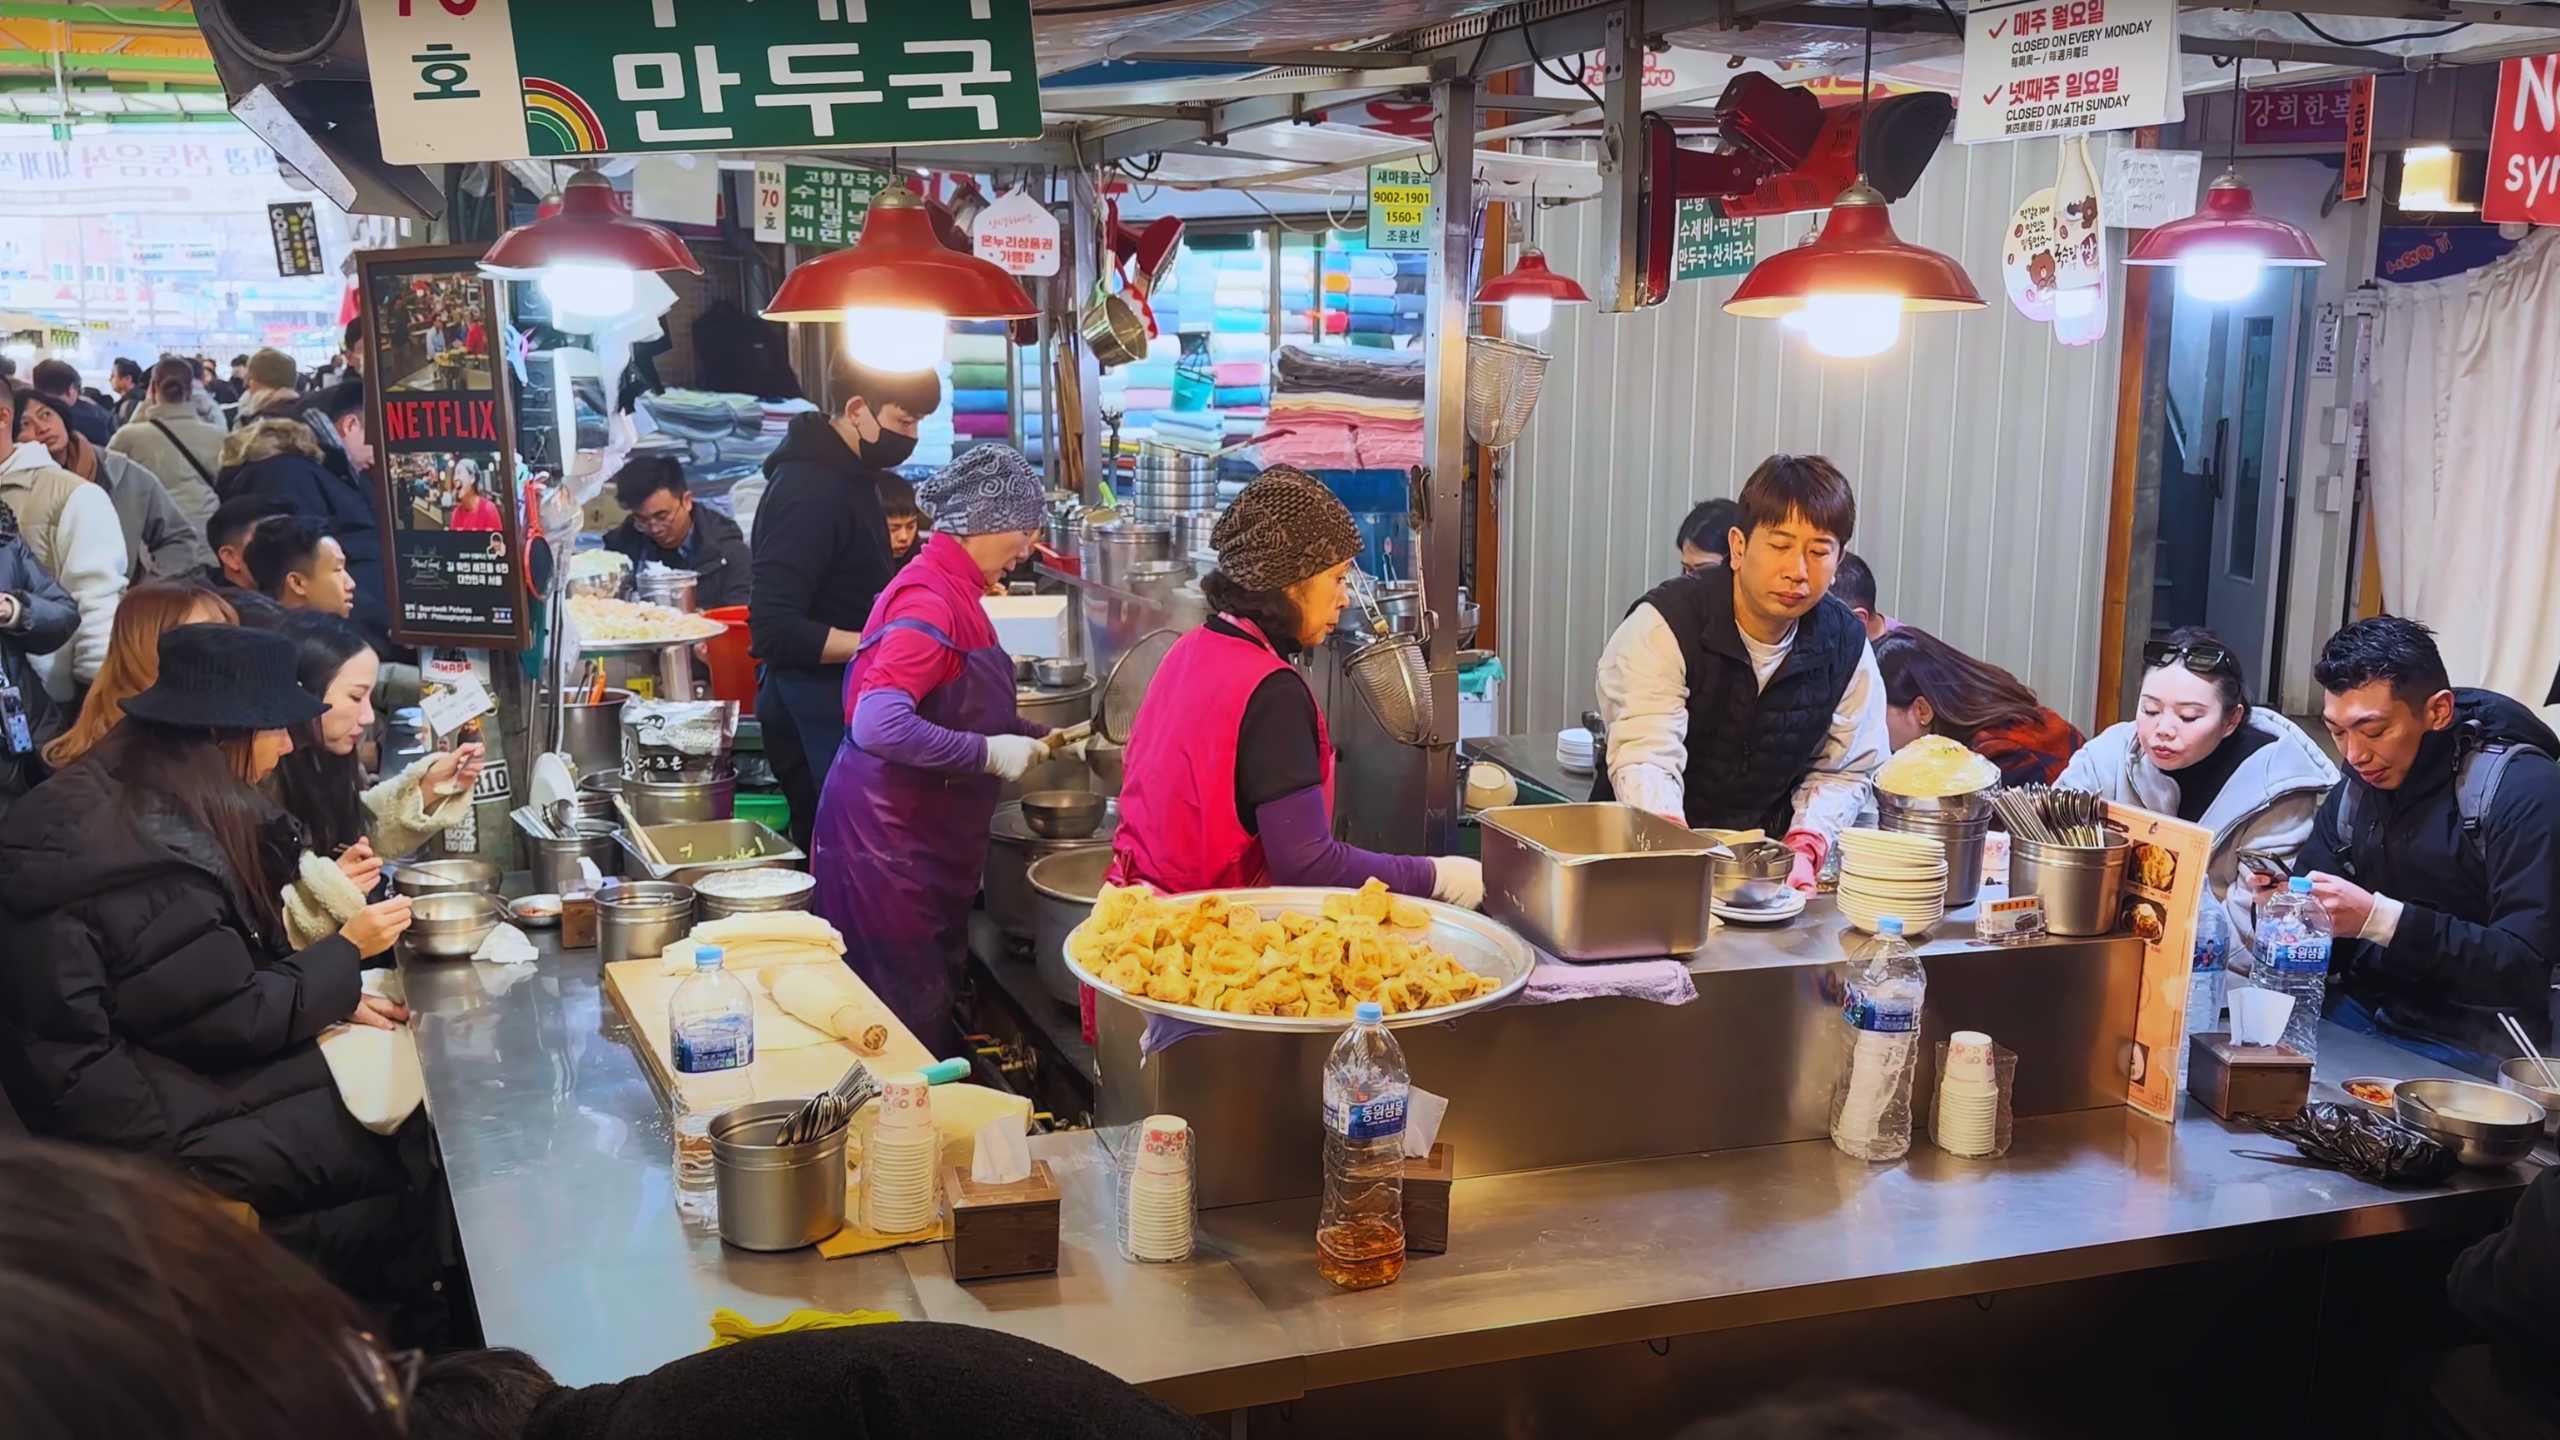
[
  {"xmin": 1467, "ymin": 334, "xmax": 1550, "ymax": 450},
  {"xmin": 1097, "ymin": 627, "xmax": 1182, "ymax": 744},
  {"xmin": 1345, "ymin": 635, "xmax": 1436, "ymax": 746}
]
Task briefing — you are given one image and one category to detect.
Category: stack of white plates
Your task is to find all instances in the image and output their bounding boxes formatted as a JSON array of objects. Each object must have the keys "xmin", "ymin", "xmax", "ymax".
[
  {"xmin": 1836, "ymin": 827, "xmax": 1949, "ymax": 935},
  {"xmin": 1122, "ymin": 1114, "xmax": 1195, "ymax": 1263},
  {"xmin": 1556, "ymin": 728, "xmax": 1596, "ymax": 775},
  {"xmin": 859, "ymin": 1073, "xmax": 942, "ymax": 1236}
]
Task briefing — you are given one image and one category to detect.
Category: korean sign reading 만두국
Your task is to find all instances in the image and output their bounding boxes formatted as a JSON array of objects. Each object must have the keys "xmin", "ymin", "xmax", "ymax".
[
  {"xmin": 1673, "ymin": 200, "xmax": 1755, "ymax": 281},
  {"xmin": 1366, "ymin": 163, "xmax": 1434, "ymax": 252},
  {"xmin": 358, "ymin": 0, "xmax": 1042, "ymax": 165}
]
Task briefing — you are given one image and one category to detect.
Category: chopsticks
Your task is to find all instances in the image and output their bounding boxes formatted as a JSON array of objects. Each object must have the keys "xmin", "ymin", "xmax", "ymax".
[
  {"xmin": 615, "ymin": 794, "xmax": 670, "ymax": 873},
  {"xmin": 1992, "ymin": 785, "xmax": 2112, "ymax": 847},
  {"xmin": 2500, "ymin": 1012, "xmax": 2560, "ymax": 1090}
]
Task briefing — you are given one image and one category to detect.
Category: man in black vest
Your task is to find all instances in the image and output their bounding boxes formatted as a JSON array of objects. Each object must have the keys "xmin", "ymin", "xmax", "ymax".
[{"xmin": 1595, "ymin": 454, "xmax": 1887, "ymax": 892}]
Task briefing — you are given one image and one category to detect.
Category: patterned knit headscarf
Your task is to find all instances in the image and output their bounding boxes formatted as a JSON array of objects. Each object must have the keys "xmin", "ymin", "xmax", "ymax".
[
  {"xmin": 1211, "ymin": 465, "xmax": 1363, "ymax": 591},
  {"xmin": 917, "ymin": 444, "xmax": 1045, "ymax": 536}
]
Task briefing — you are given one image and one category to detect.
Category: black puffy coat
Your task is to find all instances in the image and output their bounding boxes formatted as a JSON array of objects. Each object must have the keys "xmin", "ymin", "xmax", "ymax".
[
  {"xmin": 0, "ymin": 758, "xmax": 422, "ymax": 1284},
  {"xmin": 0, "ymin": 532, "xmax": 76, "ymax": 814},
  {"xmin": 220, "ymin": 420, "xmax": 393, "ymax": 649}
]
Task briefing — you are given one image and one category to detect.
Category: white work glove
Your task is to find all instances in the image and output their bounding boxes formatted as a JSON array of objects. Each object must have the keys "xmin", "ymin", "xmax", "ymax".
[
  {"xmin": 1430, "ymin": 856, "xmax": 1486, "ymax": 910},
  {"xmin": 983, "ymin": 734, "xmax": 1045, "ymax": 781}
]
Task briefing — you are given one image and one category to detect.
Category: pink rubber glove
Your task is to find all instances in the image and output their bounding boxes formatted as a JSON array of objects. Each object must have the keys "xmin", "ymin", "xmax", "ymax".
[{"xmin": 1783, "ymin": 830, "xmax": 1828, "ymax": 892}]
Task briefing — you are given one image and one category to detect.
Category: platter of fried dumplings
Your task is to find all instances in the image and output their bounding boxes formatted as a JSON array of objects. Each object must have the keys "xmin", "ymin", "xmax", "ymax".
[{"xmin": 1064, "ymin": 877, "xmax": 1537, "ymax": 1033}]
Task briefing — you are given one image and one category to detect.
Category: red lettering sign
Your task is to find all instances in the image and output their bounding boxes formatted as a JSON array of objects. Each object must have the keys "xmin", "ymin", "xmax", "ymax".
[
  {"xmin": 2487, "ymin": 53, "xmax": 2560, "ymax": 225},
  {"xmin": 382, "ymin": 396, "xmax": 499, "ymax": 444},
  {"xmin": 2341, "ymin": 75, "xmax": 2374, "ymax": 203}
]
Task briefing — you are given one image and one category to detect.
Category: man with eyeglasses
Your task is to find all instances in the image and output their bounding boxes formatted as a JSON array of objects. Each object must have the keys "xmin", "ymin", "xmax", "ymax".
[
  {"xmin": 601, "ymin": 454, "xmax": 751, "ymax": 609},
  {"xmin": 2255, "ymin": 617, "xmax": 2560, "ymax": 1068}
]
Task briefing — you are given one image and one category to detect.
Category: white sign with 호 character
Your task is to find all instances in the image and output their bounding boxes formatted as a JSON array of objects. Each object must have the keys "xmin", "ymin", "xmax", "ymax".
[{"xmin": 1955, "ymin": 0, "xmax": 2182, "ymax": 144}]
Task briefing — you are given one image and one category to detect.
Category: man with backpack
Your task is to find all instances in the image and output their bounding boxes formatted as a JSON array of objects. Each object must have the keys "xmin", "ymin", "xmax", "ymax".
[{"xmin": 2264, "ymin": 616, "xmax": 2560, "ymax": 1071}]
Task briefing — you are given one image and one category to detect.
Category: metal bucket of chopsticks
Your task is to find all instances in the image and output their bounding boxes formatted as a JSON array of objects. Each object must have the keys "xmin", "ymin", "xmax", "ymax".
[
  {"xmin": 2007, "ymin": 832, "xmax": 2131, "ymax": 936},
  {"xmin": 709, "ymin": 1099, "xmax": 849, "ymax": 1251}
]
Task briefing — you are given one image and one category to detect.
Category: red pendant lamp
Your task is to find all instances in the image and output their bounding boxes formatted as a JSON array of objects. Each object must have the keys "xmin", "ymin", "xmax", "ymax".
[
  {"xmin": 2123, "ymin": 65, "xmax": 2324, "ymax": 303},
  {"xmin": 1721, "ymin": 0, "xmax": 1983, "ymax": 356},
  {"xmin": 763, "ymin": 182, "xmax": 1037, "ymax": 373},
  {"xmin": 482, "ymin": 166, "xmax": 701, "ymax": 319},
  {"xmin": 1473, "ymin": 180, "xmax": 1590, "ymax": 336}
]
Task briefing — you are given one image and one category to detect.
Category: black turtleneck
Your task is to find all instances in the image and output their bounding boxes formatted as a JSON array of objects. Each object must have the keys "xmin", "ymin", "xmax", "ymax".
[{"xmin": 2170, "ymin": 720, "xmax": 2275, "ymax": 824}]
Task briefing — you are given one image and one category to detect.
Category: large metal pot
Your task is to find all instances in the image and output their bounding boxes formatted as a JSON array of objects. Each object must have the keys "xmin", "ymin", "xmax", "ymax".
[
  {"xmin": 529, "ymin": 818, "xmax": 620, "ymax": 895},
  {"xmin": 984, "ymin": 799, "xmax": 1119, "ymax": 942},
  {"xmin": 625, "ymin": 772, "xmax": 738, "ymax": 826},
  {"xmin": 1876, "ymin": 788, "xmax": 1994, "ymax": 908},
  {"xmin": 1028, "ymin": 846, "xmax": 1113, "ymax": 1004},
  {"xmin": 559, "ymin": 688, "xmax": 631, "ymax": 778},
  {"xmin": 597, "ymin": 880, "xmax": 696, "ymax": 963},
  {"xmin": 1014, "ymin": 677, "xmax": 1097, "ymax": 732},
  {"xmin": 1079, "ymin": 518, "xmax": 1172, "ymax": 592}
]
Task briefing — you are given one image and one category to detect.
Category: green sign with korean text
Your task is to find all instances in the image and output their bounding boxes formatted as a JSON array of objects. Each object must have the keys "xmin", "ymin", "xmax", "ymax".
[
  {"xmin": 1674, "ymin": 199, "xmax": 1757, "ymax": 281},
  {"xmin": 754, "ymin": 159, "xmax": 882, "ymax": 248},
  {"xmin": 359, "ymin": 0, "xmax": 1042, "ymax": 164},
  {"xmin": 1365, "ymin": 163, "xmax": 1433, "ymax": 252}
]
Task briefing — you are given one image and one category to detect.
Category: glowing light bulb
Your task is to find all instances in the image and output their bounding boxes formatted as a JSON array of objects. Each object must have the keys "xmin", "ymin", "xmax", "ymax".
[
  {"xmin": 1505, "ymin": 293, "xmax": 1556, "ymax": 335},
  {"xmin": 1790, "ymin": 293, "xmax": 1901, "ymax": 358},
  {"xmin": 537, "ymin": 262, "xmax": 637, "ymax": 318},
  {"xmin": 841, "ymin": 306, "xmax": 946, "ymax": 372},
  {"xmin": 2178, "ymin": 250, "xmax": 2264, "ymax": 303}
]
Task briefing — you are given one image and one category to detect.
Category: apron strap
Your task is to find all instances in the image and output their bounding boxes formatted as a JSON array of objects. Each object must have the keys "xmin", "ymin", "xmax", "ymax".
[{"xmin": 855, "ymin": 616, "xmax": 958, "ymax": 656}]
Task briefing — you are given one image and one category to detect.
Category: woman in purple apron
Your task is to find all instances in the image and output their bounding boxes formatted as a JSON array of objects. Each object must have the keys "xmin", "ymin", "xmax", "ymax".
[{"xmin": 810, "ymin": 447, "xmax": 1052, "ymax": 1053}]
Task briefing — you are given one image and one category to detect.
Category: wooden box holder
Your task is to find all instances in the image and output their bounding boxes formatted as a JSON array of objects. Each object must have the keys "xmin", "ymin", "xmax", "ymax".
[
  {"xmin": 1402, "ymin": 1143, "xmax": 1453, "ymax": 1256},
  {"xmin": 2186, "ymin": 1032, "xmax": 2313, "ymax": 1122},
  {"xmin": 943, "ymin": 1161, "xmax": 1061, "ymax": 1282}
]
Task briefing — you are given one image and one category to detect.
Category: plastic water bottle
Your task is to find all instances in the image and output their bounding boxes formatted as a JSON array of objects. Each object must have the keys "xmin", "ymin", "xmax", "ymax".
[
  {"xmin": 2253, "ymin": 878, "xmax": 2333, "ymax": 1060},
  {"xmin": 1318, "ymin": 1001, "xmax": 1408, "ymax": 1291},
  {"xmin": 669, "ymin": 945, "xmax": 755, "ymax": 1225},
  {"xmin": 1830, "ymin": 917, "xmax": 1928, "ymax": 1162}
]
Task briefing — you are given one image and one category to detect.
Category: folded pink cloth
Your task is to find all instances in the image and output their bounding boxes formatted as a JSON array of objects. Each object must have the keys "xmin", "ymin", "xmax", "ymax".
[
  {"xmin": 950, "ymin": 412, "xmax": 1011, "ymax": 438},
  {"xmin": 1213, "ymin": 360, "xmax": 1268, "ymax": 386},
  {"xmin": 1514, "ymin": 957, "xmax": 1698, "ymax": 1007}
]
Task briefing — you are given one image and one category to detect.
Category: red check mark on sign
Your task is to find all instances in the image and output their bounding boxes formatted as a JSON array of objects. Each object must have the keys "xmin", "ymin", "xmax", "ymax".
[
  {"xmin": 1983, "ymin": 87, "xmax": 2003, "ymax": 105},
  {"xmin": 1988, "ymin": 16, "xmax": 2011, "ymax": 35}
]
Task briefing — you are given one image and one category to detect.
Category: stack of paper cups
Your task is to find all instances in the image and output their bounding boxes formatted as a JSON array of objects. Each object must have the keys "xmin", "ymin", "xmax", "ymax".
[
  {"xmin": 860, "ymin": 1071, "xmax": 941, "ymax": 1235},
  {"xmin": 1934, "ymin": 1031, "xmax": 2002, "ymax": 1158},
  {"xmin": 1121, "ymin": 1114, "xmax": 1195, "ymax": 1263}
]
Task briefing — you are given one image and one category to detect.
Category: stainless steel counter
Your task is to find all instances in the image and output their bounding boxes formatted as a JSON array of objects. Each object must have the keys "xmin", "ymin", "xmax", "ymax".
[{"xmin": 404, "ymin": 926, "xmax": 2536, "ymax": 1417}]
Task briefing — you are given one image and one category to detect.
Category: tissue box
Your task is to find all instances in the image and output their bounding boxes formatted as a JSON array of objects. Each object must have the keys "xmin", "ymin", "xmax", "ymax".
[
  {"xmin": 2186, "ymin": 1032, "xmax": 2312, "ymax": 1121},
  {"xmin": 1401, "ymin": 1143, "xmax": 1453, "ymax": 1256},
  {"xmin": 942, "ymin": 1161, "xmax": 1060, "ymax": 1282}
]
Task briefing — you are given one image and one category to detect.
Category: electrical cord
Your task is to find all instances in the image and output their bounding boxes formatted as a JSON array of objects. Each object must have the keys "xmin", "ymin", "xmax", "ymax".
[
  {"xmin": 2289, "ymin": 12, "xmax": 2469, "ymax": 45},
  {"xmin": 1520, "ymin": 17, "xmax": 1603, "ymax": 106}
]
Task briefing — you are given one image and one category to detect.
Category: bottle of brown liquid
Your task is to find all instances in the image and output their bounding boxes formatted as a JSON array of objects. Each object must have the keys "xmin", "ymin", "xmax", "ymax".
[{"xmin": 1316, "ymin": 1000, "xmax": 1407, "ymax": 1291}]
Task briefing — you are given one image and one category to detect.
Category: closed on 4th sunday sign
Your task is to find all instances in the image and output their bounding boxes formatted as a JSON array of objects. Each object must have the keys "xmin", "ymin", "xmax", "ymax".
[
  {"xmin": 358, "ymin": 0, "xmax": 1042, "ymax": 164},
  {"xmin": 1955, "ymin": 0, "xmax": 2181, "ymax": 144}
]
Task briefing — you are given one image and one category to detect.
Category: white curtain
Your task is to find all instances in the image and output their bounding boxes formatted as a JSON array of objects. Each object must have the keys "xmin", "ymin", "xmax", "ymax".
[{"xmin": 2367, "ymin": 230, "xmax": 2560, "ymax": 710}]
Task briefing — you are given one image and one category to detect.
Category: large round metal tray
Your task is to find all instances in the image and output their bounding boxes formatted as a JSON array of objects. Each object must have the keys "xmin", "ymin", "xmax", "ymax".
[
  {"xmin": 572, "ymin": 624, "xmax": 726, "ymax": 653},
  {"xmin": 1063, "ymin": 886, "xmax": 1535, "ymax": 1033}
]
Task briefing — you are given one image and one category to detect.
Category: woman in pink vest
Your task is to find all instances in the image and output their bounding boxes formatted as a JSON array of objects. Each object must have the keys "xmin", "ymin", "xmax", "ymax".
[{"xmin": 1107, "ymin": 467, "xmax": 1483, "ymax": 907}]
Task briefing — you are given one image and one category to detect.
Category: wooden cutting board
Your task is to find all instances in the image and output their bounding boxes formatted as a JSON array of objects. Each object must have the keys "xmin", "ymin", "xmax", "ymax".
[{"xmin": 603, "ymin": 956, "xmax": 938, "ymax": 1103}]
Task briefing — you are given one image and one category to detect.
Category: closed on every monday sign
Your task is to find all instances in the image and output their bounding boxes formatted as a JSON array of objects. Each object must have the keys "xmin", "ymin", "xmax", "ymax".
[
  {"xmin": 1955, "ymin": 0, "xmax": 2182, "ymax": 144},
  {"xmin": 357, "ymin": 0, "xmax": 1042, "ymax": 164}
]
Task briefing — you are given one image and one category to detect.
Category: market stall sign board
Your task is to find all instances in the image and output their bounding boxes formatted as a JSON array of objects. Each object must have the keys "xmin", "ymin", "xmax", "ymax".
[
  {"xmin": 269, "ymin": 201, "xmax": 324, "ymax": 278},
  {"xmin": 1673, "ymin": 200, "xmax": 1756, "ymax": 280},
  {"xmin": 1954, "ymin": 0, "xmax": 2182, "ymax": 144},
  {"xmin": 357, "ymin": 0, "xmax": 1042, "ymax": 164},
  {"xmin": 2486, "ymin": 54, "xmax": 2560, "ymax": 226},
  {"xmin": 1366, "ymin": 162, "xmax": 1434, "ymax": 251},
  {"xmin": 751, "ymin": 159, "xmax": 882, "ymax": 248},
  {"xmin": 2241, "ymin": 82, "xmax": 2355, "ymax": 144},
  {"xmin": 356, "ymin": 245, "xmax": 532, "ymax": 651}
]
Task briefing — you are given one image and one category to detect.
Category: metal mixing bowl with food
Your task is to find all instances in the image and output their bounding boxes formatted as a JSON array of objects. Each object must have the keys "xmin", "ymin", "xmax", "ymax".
[
  {"xmin": 2496, "ymin": 1058, "xmax": 2560, "ymax": 1141},
  {"xmin": 1033, "ymin": 656, "xmax": 1089, "ymax": 688},
  {"xmin": 391, "ymin": 857, "xmax": 503, "ymax": 898},
  {"xmin": 406, "ymin": 892, "xmax": 505, "ymax": 957},
  {"xmin": 1710, "ymin": 839, "xmax": 1796, "ymax": 908},
  {"xmin": 2395, "ymin": 1077, "xmax": 2547, "ymax": 1169},
  {"xmin": 1020, "ymin": 788, "xmax": 1107, "ymax": 839}
]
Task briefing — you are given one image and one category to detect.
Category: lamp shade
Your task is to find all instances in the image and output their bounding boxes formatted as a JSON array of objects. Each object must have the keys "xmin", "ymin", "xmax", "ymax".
[
  {"xmin": 482, "ymin": 168, "xmax": 701, "ymax": 277},
  {"xmin": 2122, "ymin": 171, "xmax": 2325, "ymax": 270},
  {"xmin": 764, "ymin": 185, "xmax": 1036, "ymax": 323},
  {"xmin": 1472, "ymin": 248, "xmax": 1590, "ymax": 308},
  {"xmin": 1724, "ymin": 182, "xmax": 1984, "ymax": 318}
]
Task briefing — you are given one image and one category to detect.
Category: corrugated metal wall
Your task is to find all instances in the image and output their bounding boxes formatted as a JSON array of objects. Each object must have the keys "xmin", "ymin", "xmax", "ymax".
[{"xmin": 1497, "ymin": 135, "xmax": 2126, "ymax": 738}]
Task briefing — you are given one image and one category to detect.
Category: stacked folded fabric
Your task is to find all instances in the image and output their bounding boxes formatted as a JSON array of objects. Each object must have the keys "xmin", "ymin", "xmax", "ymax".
[{"xmin": 1262, "ymin": 342, "xmax": 1426, "ymax": 472}]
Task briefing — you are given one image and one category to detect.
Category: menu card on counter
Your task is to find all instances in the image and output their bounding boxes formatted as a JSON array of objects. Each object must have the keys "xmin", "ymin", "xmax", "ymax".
[
  {"xmin": 356, "ymin": 245, "xmax": 530, "ymax": 650},
  {"xmin": 2105, "ymin": 803, "xmax": 2212, "ymax": 1122}
]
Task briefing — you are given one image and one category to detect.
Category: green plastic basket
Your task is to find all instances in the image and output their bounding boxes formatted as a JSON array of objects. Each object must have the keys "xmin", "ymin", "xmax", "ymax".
[{"xmin": 735, "ymin": 791, "xmax": 790, "ymax": 833}]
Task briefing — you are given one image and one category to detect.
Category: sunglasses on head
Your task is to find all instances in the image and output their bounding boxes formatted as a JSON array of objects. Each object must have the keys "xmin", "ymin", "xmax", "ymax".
[{"xmin": 2143, "ymin": 640, "xmax": 2234, "ymax": 676}]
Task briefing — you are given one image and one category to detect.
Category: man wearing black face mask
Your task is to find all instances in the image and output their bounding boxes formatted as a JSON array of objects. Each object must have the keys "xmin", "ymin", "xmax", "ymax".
[{"xmin": 750, "ymin": 355, "xmax": 940, "ymax": 849}]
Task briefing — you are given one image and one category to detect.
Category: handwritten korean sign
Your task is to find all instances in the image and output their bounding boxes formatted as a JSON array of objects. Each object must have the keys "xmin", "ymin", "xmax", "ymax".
[
  {"xmin": 1365, "ymin": 163, "xmax": 1433, "ymax": 251},
  {"xmin": 1673, "ymin": 199, "xmax": 1755, "ymax": 280},
  {"xmin": 357, "ymin": 0, "xmax": 1042, "ymax": 164},
  {"xmin": 1956, "ymin": 0, "xmax": 2180, "ymax": 143},
  {"xmin": 268, "ymin": 201, "xmax": 324, "ymax": 278}
]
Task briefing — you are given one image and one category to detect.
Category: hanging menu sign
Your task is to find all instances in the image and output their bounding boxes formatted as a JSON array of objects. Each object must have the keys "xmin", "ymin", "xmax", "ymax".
[
  {"xmin": 268, "ymin": 201, "xmax": 324, "ymax": 277},
  {"xmin": 1673, "ymin": 199, "xmax": 1756, "ymax": 280},
  {"xmin": 356, "ymin": 0, "xmax": 1042, "ymax": 164},
  {"xmin": 2341, "ymin": 75, "xmax": 2376, "ymax": 202},
  {"xmin": 1955, "ymin": 0, "xmax": 2182, "ymax": 144},
  {"xmin": 357, "ymin": 245, "xmax": 530, "ymax": 650},
  {"xmin": 1365, "ymin": 162, "xmax": 1434, "ymax": 251},
  {"xmin": 972, "ymin": 187, "xmax": 1060, "ymax": 275},
  {"xmin": 753, "ymin": 160, "xmax": 882, "ymax": 248},
  {"xmin": 2104, "ymin": 804, "xmax": 2212, "ymax": 1122}
]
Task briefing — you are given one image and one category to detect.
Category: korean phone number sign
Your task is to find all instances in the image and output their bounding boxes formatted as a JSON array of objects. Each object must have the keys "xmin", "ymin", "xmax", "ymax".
[
  {"xmin": 1955, "ymin": 0, "xmax": 2181, "ymax": 144},
  {"xmin": 1673, "ymin": 200, "xmax": 1756, "ymax": 280},
  {"xmin": 357, "ymin": 0, "xmax": 1042, "ymax": 164},
  {"xmin": 1365, "ymin": 163, "xmax": 1434, "ymax": 251},
  {"xmin": 752, "ymin": 159, "xmax": 881, "ymax": 248}
]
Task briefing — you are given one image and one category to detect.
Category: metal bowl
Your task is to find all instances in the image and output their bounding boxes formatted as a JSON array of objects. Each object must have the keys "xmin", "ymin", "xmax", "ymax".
[
  {"xmin": 1711, "ymin": 839, "xmax": 1796, "ymax": 908},
  {"xmin": 1085, "ymin": 735, "xmax": 1125, "ymax": 788},
  {"xmin": 1033, "ymin": 656, "xmax": 1088, "ymax": 688},
  {"xmin": 391, "ymin": 857, "xmax": 503, "ymax": 898},
  {"xmin": 1013, "ymin": 653, "xmax": 1038, "ymax": 684},
  {"xmin": 1020, "ymin": 788, "xmax": 1106, "ymax": 840},
  {"xmin": 2338, "ymin": 1076, "xmax": 2401, "ymax": 1116},
  {"xmin": 2396, "ymin": 1077, "xmax": 2547, "ymax": 1169},
  {"xmin": 406, "ymin": 892, "xmax": 504, "ymax": 957},
  {"xmin": 2497, "ymin": 1059, "xmax": 2560, "ymax": 1141}
]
